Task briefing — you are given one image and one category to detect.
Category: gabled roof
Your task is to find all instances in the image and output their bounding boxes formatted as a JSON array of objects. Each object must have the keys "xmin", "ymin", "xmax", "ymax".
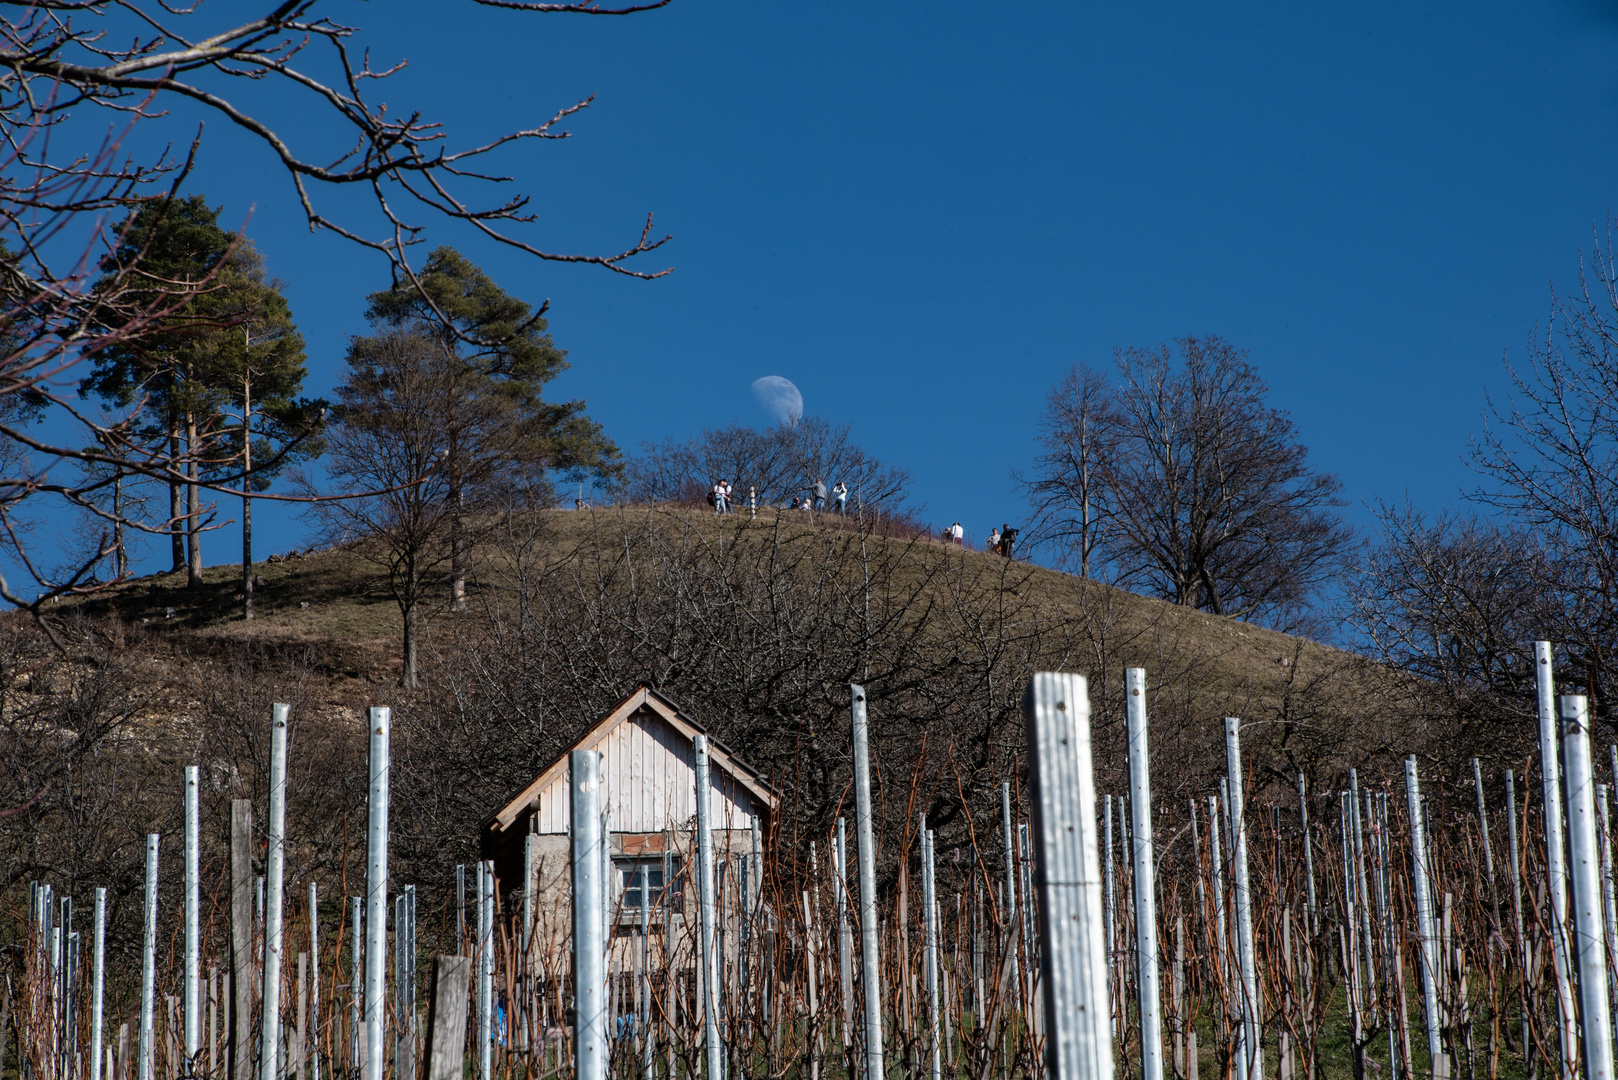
[{"xmin": 482, "ymin": 684, "xmax": 779, "ymax": 835}]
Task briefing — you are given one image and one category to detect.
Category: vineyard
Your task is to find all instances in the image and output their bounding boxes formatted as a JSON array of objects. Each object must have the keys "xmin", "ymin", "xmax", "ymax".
[{"xmin": 6, "ymin": 647, "xmax": 1613, "ymax": 1080}]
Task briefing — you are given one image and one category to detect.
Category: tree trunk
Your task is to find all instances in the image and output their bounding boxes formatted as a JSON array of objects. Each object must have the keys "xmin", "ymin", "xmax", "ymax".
[
  {"xmin": 114, "ymin": 469, "xmax": 127, "ymax": 580},
  {"xmin": 170, "ymin": 427, "xmax": 184, "ymax": 572},
  {"xmin": 403, "ymin": 562, "xmax": 419, "ymax": 689},
  {"xmin": 186, "ymin": 410, "xmax": 203, "ymax": 588},
  {"xmin": 242, "ymin": 380, "xmax": 254, "ymax": 620},
  {"xmin": 449, "ymin": 428, "xmax": 465, "ymax": 612}
]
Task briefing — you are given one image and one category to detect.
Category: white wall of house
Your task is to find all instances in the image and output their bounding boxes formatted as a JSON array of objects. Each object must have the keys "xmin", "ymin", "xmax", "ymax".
[{"xmin": 527, "ymin": 706, "xmax": 764, "ymax": 833}]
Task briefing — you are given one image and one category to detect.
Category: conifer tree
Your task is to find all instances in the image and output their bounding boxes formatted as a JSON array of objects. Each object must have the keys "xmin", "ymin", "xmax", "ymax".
[
  {"xmin": 81, "ymin": 195, "xmax": 315, "ymax": 593},
  {"xmin": 361, "ymin": 246, "xmax": 619, "ymax": 609}
]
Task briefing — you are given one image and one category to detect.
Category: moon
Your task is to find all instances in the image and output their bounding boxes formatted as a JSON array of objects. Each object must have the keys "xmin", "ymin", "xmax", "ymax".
[{"xmin": 751, "ymin": 376, "xmax": 803, "ymax": 425}]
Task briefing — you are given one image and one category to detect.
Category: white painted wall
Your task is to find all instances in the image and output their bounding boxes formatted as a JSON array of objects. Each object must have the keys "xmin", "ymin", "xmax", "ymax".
[{"xmin": 530, "ymin": 707, "xmax": 762, "ymax": 834}]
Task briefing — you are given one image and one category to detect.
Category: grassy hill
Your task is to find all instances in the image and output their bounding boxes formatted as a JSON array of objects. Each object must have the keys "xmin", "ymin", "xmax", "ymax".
[
  {"xmin": 62, "ymin": 506, "xmax": 1350, "ymax": 687},
  {"xmin": 54, "ymin": 504, "xmax": 1403, "ymax": 788}
]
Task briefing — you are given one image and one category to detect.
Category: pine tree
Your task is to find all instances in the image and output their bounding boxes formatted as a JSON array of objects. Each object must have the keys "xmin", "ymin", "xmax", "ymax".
[
  {"xmin": 80, "ymin": 196, "xmax": 314, "ymax": 594},
  {"xmin": 197, "ymin": 244, "xmax": 324, "ymax": 618},
  {"xmin": 81, "ymin": 194, "xmax": 232, "ymax": 583},
  {"xmin": 361, "ymin": 246, "xmax": 619, "ymax": 609}
]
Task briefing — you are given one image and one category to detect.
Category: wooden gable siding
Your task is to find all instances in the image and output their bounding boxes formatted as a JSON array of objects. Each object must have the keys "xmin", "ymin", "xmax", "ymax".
[{"xmin": 529, "ymin": 705, "xmax": 761, "ymax": 834}]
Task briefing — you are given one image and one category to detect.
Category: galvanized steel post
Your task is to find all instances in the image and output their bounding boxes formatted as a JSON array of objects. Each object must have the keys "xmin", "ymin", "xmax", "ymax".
[
  {"xmin": 479, "ymin": 863, "xmax": 494, "ymax": 1080},
  {"xmin": 851, "ymin": 685, "xmax": 885, "ymax": 1080},
  {"xmin": 1296, "ymin": 773, "xmax": 1317, "ymax": 935},
  {"xmin": 921, "ymin": 821, "xmax": 941, "ymax": 1080},
  {"xmin": 1127, "ymin": 669, "xmax": 1163, "ymax": 1080},
  {"xmin": 835, "ymin": 818, "xmax": 853, "ymax": 1050},
  {"xmin": 139, "ymin": 834, "xmax": 159, "ymax": 1080},
  {"xmin": 1003, "ymin": 781, "xmax": 1021, "ymax": 992},
  {"xmin": 1536, "ymin": 640, "xmax": 1579, "ymax": 1068},
  {"xmin": 350, "ymin": 897, "xmax": 364, "ymax": 1075},
  {"xmin": 1601, "ymin": 785, "xmax": 1618, "ymax": 1023},
  {"xmin": 1473, "ymin": 758, "xmax": 1501, "ymax": 930},
  {"xmin": 185, "ymin": 765, "xmax": 201, "ymax": 1068},
  {"xmin": 262, "ymin": 709, "xmax": 292, "ymax": 1080},
  {"xmin": 1561, "ymin": 694, "xmax": 1614, "ymax": 1080},
  {"xmin": 1224, "ymin": 719, "xmax": 1262, "ymax": 1080},
  {"xmin": 309, "ymin": 882, "xmax": 322, "ymax": 1080},
  {"xmin": 1023, "ymin": 671, "xmax": 1112, "ymax": 1080},
  {"xmin": 641, "ymin": 862, "xmax": 653, "ymax": 1080},
  {"xmin": 262, "ymin": 707, "xmax": 291, "ymax": 1080},
  {"xmin": 1506, "ymin": 768, "xmax": 1529, "ymax": 1056},
  {"xmin": 572, "ymin": 751, "xmax": 606, "ymax": 1080},
  {"xmin": 365, "ymin": 707, "xmax": 390, "ymax": 1080},
  {"xmin": 92, "ymin": 887, "xmax": 107, "ymax": 1080},
  {"xmin": 1404, "ymin": 758, "xmax": 1445, "ymax": 1078},
  {"xmin": 693, "ymin": 736, "xmax": 723, "ymax": 1080}
]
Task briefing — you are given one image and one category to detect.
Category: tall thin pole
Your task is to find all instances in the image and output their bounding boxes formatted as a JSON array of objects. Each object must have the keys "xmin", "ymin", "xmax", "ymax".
[
  {"xmin": 1224, "ymin": 719, "xmax": 1262, "ymax": 1080},
  {"xmin": 641, "ymin": 862, "xmax": 653, "ymax": 1080},
  {"xmin": 350, "ymin": 898, "xmax": 363, "ymax": 1076},
  {"xmin": 1003, "ymin": 781, "xmax": 1022, "ymax": 993},
  {"xmin": 850, "ymin": 684, "xmax": 885, "ymax": 1080},
  {"xmin": 1103, "ymin": 793, "xmax": 1115, "ymax": 1012},
  {"xmin": 1023, "ymin": 671, "xmax": 1113, "ymax": 1080},
  {"xmin": 1506, "ymin": 769, "xmax": 1529, "ymax": 1057},
  {"xmin": 1404, "ymin": 758, "xmax": 1444, "ymax": 1079},
  {"xmin": 1562, "ymin": 694, "xmax": 1615, "ymax": 1080},
  {"xmin": 364, "ymin": 707, "xmax": 390, "ymax": 1080},
  {"xmin": 1126, "ymin": 669, "xmax": 1163, "ymax": 1080},
  {"xmin": 479, "ymin": 863, "xmax": 494, "ymax": 1080},
  {"xmin": 263, "ymin": 705, "xmax": 291, "ymax": 1080},
  {"xmin": 1297, "ymin": 772, "xmax": 1317, "ymax": 935},
  {"xmin": 1473, "ymin": 758, "xmax": 1502, "ymax": 931},
  {"xmin": 1536, "ymin": 640, "xmax": 1579, "ymax": 1068},
  {"xmin": 139, "ymin": 834, "xmax": 159, "ymax": 1080},
  {"xmin": 185, "ymin": 765, "xmax": 202, "ymax": 1068},
  {"xmin": 693, "ymin": 736, "xmax": 723, "ymax": 1080},
  {"xmin": 92, "ymin": 887, "xmax": 107, "ymax": 1080},
  {"xmin": 309, "ymin": 882, "xmax": 321, "ymax": 1080},
  {"xmin": 921, "ymin": 821, "xmax": 942, "ymax": 1080},
  {"xmin": 835, "ymin": 819, "xmax": 853, "ymax": 1051},
  {"xmin": 572, "ymin": 751, "xmax": 606, "ymax": 1080},
  {"xmin": 1602, "ymin": 786, "xmax": 1618, "ymax": 1024}
]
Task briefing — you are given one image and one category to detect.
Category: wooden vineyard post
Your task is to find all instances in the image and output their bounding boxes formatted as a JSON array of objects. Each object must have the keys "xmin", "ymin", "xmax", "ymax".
[{"xmin": 424, "ymin": 957, "xmax": 471, "ymax": 1080}]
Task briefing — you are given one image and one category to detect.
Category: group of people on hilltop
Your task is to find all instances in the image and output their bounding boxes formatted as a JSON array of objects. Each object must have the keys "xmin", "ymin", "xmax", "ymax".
[
  {"xmin": 987, "ymin": 523, "xmax": 1018, "ymax": 558},
  {"xmin": 711, "ymin": 476, "xmax": 848, "ymax": 515},
  {"xmin": 946, "ymin": 521, "xmax": 1016, "ymax": 556}
]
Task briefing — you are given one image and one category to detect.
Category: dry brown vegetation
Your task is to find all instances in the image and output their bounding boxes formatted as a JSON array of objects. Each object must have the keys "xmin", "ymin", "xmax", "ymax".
[{"xmin": 6, "ymin": 505, "xmax": 1447, "ymax": 911}]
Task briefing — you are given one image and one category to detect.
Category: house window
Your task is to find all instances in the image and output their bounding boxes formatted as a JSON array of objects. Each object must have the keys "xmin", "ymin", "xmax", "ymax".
[{"xmin": 616, "ymin": 858, "xmax": 684, "ymax": 913}]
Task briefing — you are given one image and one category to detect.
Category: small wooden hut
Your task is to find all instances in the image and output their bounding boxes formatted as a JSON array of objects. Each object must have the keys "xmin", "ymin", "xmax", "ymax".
[{"xmin": 480, "ymin": 685, "xmax": 778, "ymax": 967}]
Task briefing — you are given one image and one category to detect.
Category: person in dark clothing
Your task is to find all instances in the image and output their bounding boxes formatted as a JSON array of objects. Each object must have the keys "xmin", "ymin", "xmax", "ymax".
[{"xmin": 999, "ymin": 523, "xmax": 1019, "ymax": 558}]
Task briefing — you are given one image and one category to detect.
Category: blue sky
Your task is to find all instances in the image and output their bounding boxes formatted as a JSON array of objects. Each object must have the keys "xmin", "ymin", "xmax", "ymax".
[{"xmin": 63, "ymin": 0, "xmax": 1618, "ymax": 572}]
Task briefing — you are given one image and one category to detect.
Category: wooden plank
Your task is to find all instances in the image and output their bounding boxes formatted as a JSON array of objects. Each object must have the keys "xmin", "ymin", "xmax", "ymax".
[{"xmin": 424, "ymin": 956, "xmax": 471, "ymax": 1080}]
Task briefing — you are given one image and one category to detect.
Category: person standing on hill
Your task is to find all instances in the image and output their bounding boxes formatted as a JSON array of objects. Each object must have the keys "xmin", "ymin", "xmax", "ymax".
[
  {"xmin": 950, "ymin": 522, "xmax": 964, "ymax": 546},
  {"xmin": 812, "ymin": 477, "xmax": 828, "ymax": 511},
  {"xmin": 987, "ymin": 527, "xmax": 1001, "ymax": 553},
  {"xmin": 1000, "ymin": 523, "xmax": 1019, "ymax": 558},
  {"xmin": 833, "ymin": 481, "xmax": 849, "ymax": 514},
  {"xmin": 714, "ymin": 478, "xmax": 731, "ymax": 514}
]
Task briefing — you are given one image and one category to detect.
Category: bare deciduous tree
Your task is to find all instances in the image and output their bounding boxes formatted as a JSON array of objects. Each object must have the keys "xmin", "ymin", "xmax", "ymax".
[
  {"xmin": 301, "ymin": 329, "xmax": 460, "ymax": 688},
  {"xmin": 623, "ymin": 417, "xmax": 913, "ymax": 514},
  {"xmin": 1471, "ymin": 218, "xmax": 1618, "ymax": 715},
  {"xmin": 1026, "ymin": 337, "xmax": 1351, "ymax": 629},
  {"xmin": 1020, "ymin": 365, "xmax": 1115, "ymax": 578},
  {"xmin": 1345, "ymin": 502, "xmax": 1562, "ymax": 762}
]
